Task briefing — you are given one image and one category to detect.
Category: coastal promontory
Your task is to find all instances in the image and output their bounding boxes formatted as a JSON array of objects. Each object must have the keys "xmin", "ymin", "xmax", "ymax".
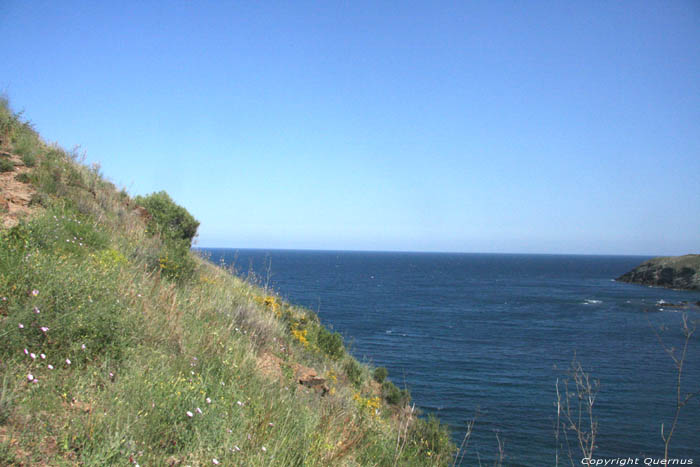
[{"xmin": 616, "ymin": 254, "xmax": 700, "ymax": 291}]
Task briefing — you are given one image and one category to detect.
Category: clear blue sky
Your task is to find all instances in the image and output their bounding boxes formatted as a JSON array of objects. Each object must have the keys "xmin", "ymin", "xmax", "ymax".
[{"xmin": 2, "ymin": 1, "xmax": 698, "ymax": 255}]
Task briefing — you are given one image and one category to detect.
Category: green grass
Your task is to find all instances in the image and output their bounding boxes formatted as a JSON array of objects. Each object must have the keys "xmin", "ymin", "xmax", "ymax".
[
  {"xmin": 0, "ymin": 158, "xmax": 14, "ymax": 173},
  {"xmin": 0, "ymin": 98, "xmax": 456, "ymax": 465}
]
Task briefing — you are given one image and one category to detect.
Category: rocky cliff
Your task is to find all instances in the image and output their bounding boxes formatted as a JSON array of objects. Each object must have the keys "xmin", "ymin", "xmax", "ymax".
[{"xmin": 616, "ymin": 254, "xmax": 700, "ymax": 290}]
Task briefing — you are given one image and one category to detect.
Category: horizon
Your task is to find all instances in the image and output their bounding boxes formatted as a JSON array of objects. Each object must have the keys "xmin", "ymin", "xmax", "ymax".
[
  {"xmin": 1, "ymin": 1, "xmax": 698, "ymax": 256},
  {"xmin": 195, "ymin": 245, "xmax": 659, "ymax": 259}
]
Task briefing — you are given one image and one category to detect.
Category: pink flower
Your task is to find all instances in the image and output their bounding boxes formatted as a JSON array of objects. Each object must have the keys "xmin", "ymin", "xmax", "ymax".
[
  {"xmin": 81, "ymin": 344, "xmax": 86, "ymax": 350},
  {"xmin": 40, "ymin": 326, "xmax": 49, "ymax": 333},
  {"xmin": 33, "ymin": 307, "xmax": 40, "ymax": 314},
  {"xmin": 206, "ymin": 397, "xmax": 211, "ymax": 404},
  {"xmin": 23, "ymin": 348, "xmax": 28, "ymax": 355},
  {"xmin": 261, "ymin": 446, "xmax": 267, "ymax": 452},
  {"xmin": 27, "ymin": 374, "xmax": 34, "ymax": 381},
  {"xmin": 30, "ymin": 353, "xmax": 36, "ymax": 360},
  {"xmin": 195, "ymin": 407, "xmax": 202, "ymax": 414},
  {"xmin": 31, "ymin": 289, "xmax": 39, "ymax": 296},
  {"xmin": 48, "ymin": 364, "xmax": 54, "ymax": 370},
  {"xmin": 40, "ymin": 353, "xmax": 46, "ymax": 359},
  {"xmin": 66, "ymin": 358, "xmax": 71, "ymax": 365},
  {"xmin": 186, "ymin": 411, "xmax": 193, "ymax": 418},
  {"xmin": 18, "ymin": 323, "xmax": 24, "ymax": 329},
  {"xmin": 212, "ymin": 460, "xmax": 220, "ymax": 465}
]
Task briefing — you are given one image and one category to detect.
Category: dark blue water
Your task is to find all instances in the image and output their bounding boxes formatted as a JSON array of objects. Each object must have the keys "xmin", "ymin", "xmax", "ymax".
[{"xmin": 198, "ymin": 249, "xmax": 700, "ymax": 465}]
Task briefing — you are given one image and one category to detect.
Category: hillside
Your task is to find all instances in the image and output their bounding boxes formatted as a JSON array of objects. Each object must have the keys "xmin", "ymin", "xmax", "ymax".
[
  {"xmin": 616, "ymin": 255, "xmax": 700, "ymax": 291},
  {"xmin": 0, "ymin": 98, "xmax": 455, "ymax": 465}
]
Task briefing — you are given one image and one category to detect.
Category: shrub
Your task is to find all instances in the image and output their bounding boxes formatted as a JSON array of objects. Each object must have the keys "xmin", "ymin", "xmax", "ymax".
[
  {"xmin": 316, "ymin": 326, "xmax": 344, "ymax": 360},
  {"xmin": 12, "ymin": 125, "xmax": 40, "ymax": 160},
  {"xmin": 0, "ymin": 159, "xmax": 14, "ymax": 173},
  {"xmin": 157, "ymin": 240, "xmax": 197, "ymax": 282},
  {"xmin": 344, "ymin": 359, "xmax": 363, "ymax": 388},
  {"xmin": 373, "ymin": 366, "xmax": 388, "ymax": 383},
  {"xmin": 14, "ymin": 172, "xmax": 30, "ymax": 183},
  {"xmin": 382, "ymin": 380, "xmax": 410, "ymax": 406},
  {"xmin": 134, "ymin": 191, "xmax": 199, "ymax": 246},
  {"xmin": 21, "ymin": 153, "xmax": 36, "ymax": 168},
  {"xmin": 407, "ymin": 414, "xmax": 454, "ymax": 458}
]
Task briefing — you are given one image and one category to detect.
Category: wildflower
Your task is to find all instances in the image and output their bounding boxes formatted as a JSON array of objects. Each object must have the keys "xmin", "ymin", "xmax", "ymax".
[
  {"xmin": 33, "ymin": 378, "xmax": 38, "ymax": 384},
  {"xmin": 23, "ymin": 348, "xmax": 28, "ymax": 355},
  {"xmin": 196, "ymin": 407, "xmax": 202, "ymax": 414},
  {"xmin": 237, "ymin": 401, "xmax": 243, "ymax": 406},
  {"xmin": 32, "ymin": 289, "xmax": 39, "ymax": 296},
  {"xmin": 30, "ymin": 353, "xmax": 36, "ymax": 360},
  {"xmin": 33, "ymin": 307, "xmax": 40, "ymax": 314},
  {"xmin": 81, "ymin": 344, "xmax": 86, "ymax": 350},
  {"xmin": 109, "ymin": 372, "xmax": 114, "ymax": 379},
  {"xmin": 40, "ymin": 353, "xmax": 46, "ymax": 359},
  {"xmin": 212, "ymin": 460, "xmax": 220, "ymax": 465},
  {"xmin": 234, "ymin": 445, "xmax": 240, "ymax": 451},
  {"xmin": 48, "ymin": 364, "xmax": 54, "ymax": 370},
  {"xmin": 27, "ymin": 374, "xmax": 34, "ymax": 381},
  {"xmin": 206, "ymin": 397, "xmax": 211, "ymax": 404},
  {"xmin": 18, "ymin": 323, "xmax": 24, "ymax": 329},
  {"xmin": 66, "ymin": 358, "xmax": 71, "ymax": 365},
  {"xmin": 186, "ymin": 411, "xmax": 193, "ymax": 418},
  {"xmin": 262, "ymin": 446, "xmax": 267, "ymax": 452},
  {"xmin": 40, "ymin": 326, "xmax": 49, "ymax": 333},
  {"xmin": 268, "ymin": 422, "xmax": 274, "ymax": 427}
]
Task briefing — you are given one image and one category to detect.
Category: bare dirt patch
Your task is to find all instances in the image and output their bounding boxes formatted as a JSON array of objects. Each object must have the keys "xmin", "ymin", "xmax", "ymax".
[{"xmin": 0, "ymin": 151, "xmax": 37, "ymax": 228}]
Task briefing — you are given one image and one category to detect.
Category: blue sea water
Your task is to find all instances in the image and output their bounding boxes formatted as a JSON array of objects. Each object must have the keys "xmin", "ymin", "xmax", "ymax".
[{"xmin": 198, "ymin": 249, "xmax": 700, "ymax": 465}]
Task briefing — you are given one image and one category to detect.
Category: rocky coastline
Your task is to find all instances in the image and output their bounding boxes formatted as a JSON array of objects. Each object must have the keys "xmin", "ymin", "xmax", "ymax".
[{"xmin": 616, "ymin": 254, "xmax": 700, "ymax": 291}]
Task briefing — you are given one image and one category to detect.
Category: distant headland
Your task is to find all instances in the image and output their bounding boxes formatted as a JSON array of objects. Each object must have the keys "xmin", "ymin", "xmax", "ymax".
[{"xmin": 616, "ymin": 254, "xmax": 700, "ymax": 291}]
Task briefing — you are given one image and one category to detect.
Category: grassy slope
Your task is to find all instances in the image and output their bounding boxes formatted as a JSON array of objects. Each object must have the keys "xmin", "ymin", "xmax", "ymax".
[{"xmin": 0, "ymin": 99, "xmax": 455, "ymax": 466}]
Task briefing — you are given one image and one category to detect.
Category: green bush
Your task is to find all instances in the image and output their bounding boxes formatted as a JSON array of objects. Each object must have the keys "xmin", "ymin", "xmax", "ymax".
[
  {"xmin": 0, "ymin": 97, "xmax": 20, "ymax": 146},
  {"xmin": 373, "ymin": 366, "xmax": 388, "ymax": 383},
  {"xmin": 14, "ymin": 172, "xmax": 30, "ymax": 183},
  {"xmin": 407, "ymin": 414, "xmax": 454, "ymax": 458},
  {"xmin": 12, "ymin": 124, "xmax": 40, "ymax": 159},
  {"xmin": 134, "ymin": 191, "xmax": 199, "ymax": 246},
  {"xmin": 0, "ymin": 159, "xmax": 14, "ymax": 173},
  {"xmin": 316, "ymin": 326, "xmax": 344, "ymax": 360},
  {"xmin": 157, "ymin": 240, "xmax": 197, "ymax": 282},
  {"xmin": 344, "ymin": 359, "xmax": 363, "ymax": 388},
  {"xmin": 382, "ymin": 380, "xmax": 410, "ymax": 406},
  {"xmin": 21, "ymin": 153, "xmax": 37, "ymax": 168}
]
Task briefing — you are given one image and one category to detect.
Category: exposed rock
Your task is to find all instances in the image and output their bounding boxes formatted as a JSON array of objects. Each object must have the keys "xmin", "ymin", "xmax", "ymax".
[
  {"xmin": 616, "ymin": 255, "xmax": 700, "ymax": 291},
  {"xmin": 133, "ymin": 205, "xmax": 151, "ymax": 221},
  {"xmin": 256, "ymin": 351, "xmax": 329, "ymax": 396},
  {"xmin": 0, "ymin": 152, "xmax": 37, "ymax": 228},
  {"xmin": 299, "ymin": 374, "xmax": 329, "ymax": 396}
]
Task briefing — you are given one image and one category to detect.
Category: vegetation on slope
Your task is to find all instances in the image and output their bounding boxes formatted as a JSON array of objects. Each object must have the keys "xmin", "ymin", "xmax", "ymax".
[
  {"xmin": 617, "ymin": 255, "xmax": 700, "ymax": 291},
  {"xmin": 0, "ymin": 98, "xmax": 455, "ymax": 465}
]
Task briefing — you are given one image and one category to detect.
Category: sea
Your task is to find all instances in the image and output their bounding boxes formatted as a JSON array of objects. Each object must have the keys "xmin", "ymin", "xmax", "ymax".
[{"xmin": 197, "ymin": 249, "xmax": 700, "ymax": 465}]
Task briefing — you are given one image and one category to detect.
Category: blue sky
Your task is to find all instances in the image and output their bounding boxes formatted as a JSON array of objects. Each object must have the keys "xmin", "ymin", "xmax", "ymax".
[{"xmin": 1, "ymin": 1, "xmax": 698, "ymax": 255}]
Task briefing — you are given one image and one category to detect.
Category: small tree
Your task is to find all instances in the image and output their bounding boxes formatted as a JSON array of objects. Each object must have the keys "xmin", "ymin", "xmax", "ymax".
[{"xmin": 134, "ymin": 191, "xmax": 199, "ymax": 246}]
